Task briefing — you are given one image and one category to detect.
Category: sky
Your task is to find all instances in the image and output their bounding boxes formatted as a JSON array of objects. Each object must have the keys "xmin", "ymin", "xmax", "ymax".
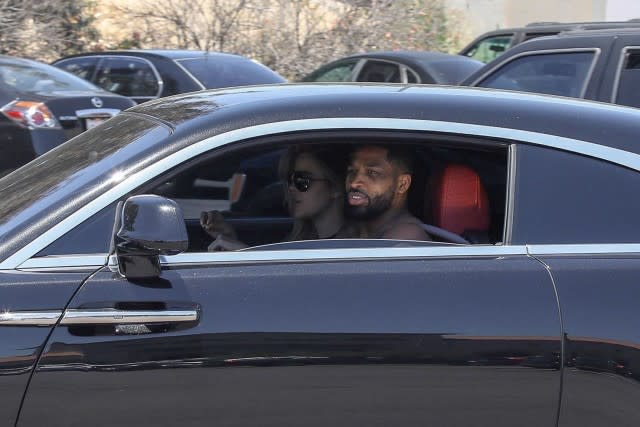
[{"xmin": 607, "ymin": 0, "xmax": 640, "ymax": 20}]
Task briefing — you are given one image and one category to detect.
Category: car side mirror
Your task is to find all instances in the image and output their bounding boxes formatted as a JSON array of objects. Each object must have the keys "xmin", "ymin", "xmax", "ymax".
[{"xmin": 115, "ymin": 195, "xmax": 188, "ymax": 279}]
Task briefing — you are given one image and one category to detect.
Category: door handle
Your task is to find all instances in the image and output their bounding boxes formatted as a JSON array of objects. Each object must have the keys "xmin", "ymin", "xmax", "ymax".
[{"xmin": 60, "ymin": 308, "xmax": 199, "ymax": 325}]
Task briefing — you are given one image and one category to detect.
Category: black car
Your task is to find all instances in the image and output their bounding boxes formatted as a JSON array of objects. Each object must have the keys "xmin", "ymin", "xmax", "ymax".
[
  {"xmin": 0, "ymin": 55, "xmax": 135, "ymax": 176},
  {"xmin": 301, "ymin": 51, "xmax": 484, "ymax": 84},
  {"xmin": 52, "ymin": 50, "xmax": 287, "ymax": 104},
  {"xmin": 462, "ymin": 28, "xmax": 640, "ymax": 109},
  {"xmin": 459, "ymin": 20, "xmax": 640, "ymax": 63},
  {"xmin": 2, "ymin": 84, "xmax": 640, "ymax": 426}
]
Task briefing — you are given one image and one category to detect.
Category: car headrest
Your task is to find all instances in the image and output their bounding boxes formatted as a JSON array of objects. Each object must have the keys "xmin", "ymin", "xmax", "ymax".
[{"xmin": 429, "ymin": 164, "xmax": 490, "ymax": 236}]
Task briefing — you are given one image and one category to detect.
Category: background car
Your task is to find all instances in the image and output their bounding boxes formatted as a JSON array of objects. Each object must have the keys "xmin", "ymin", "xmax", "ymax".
[
  {"xmin": 459, "ymin": 20, "xmax": 640, "ymax": 63},
  {"xmin": 2, "ymin": 84, "xmax": 640, "ymax": 426},
  {"xmin": 52, "ymin": 50, "xmax": 287, "ymax": 104},
  {"xmin": 462, "ymin": 28, "xmax": 640, "ymax": 108},
  {"xmin": 300, "ymin": 51, "xmax": 484, "ymax": 84},
  {"xmin": 0, "ymin": 55, "xmax": 135, "ymax": 177}
]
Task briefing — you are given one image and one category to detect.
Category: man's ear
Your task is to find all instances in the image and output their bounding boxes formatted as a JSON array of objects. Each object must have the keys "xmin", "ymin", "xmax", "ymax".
[{"xmin": 397, "ymin": 173, "xmax": 411, "ymax": 194}]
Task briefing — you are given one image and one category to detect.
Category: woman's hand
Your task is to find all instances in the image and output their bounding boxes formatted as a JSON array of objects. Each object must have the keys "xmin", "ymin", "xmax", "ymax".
[
  {"xmin": 200, "ymin": 210, "xmax": 237, "ymax": 240},
  {"xmin": 207, "ymin": 235, "xmax": 248, "ymax": 252}
]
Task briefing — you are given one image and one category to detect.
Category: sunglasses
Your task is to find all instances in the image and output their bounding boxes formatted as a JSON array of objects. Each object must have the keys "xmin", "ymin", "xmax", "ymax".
[{"xmin": 287, "ymin": 171, "xmax": 329, "ymax": 192}]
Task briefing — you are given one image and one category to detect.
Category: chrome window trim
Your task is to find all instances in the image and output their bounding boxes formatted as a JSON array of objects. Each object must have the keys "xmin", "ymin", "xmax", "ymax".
[
  {"xmin": 503, "ymin": 144, "xmax": 517, "ymax": 244},
  {"xmin": 3, "ymin": 116, "xmax": 640, "ymax": 270},
  {"xmin": 527, "ymin": 244, "xmax": 640, "ymax": 256},
  {"xmin": 18, "ymin": 255, "xmax": 108, "ymax": 271},
  {"xmin": 155, "ymin": 245, "xmax": 527, "ymax": 266},
  {"xmin": 470, "ymin": 47, "xmax": 601, "ymax": 98},
  {"xmin": 0, "ymin": 310, "xmax": 63, "ymax": 326},
  {"xmin": 611, "ymin": 46, "xmax": 640, "ymax": 104}
]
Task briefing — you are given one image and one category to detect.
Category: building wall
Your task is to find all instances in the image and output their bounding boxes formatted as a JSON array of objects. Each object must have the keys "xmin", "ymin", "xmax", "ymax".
[{"xmin": 446, "ymin": 0, "xmax": 608, "ymax": 45}]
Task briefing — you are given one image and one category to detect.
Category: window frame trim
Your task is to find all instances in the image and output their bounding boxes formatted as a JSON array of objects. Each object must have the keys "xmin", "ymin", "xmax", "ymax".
[
  {"xmin": 2, "ymin": 117, "xmax": 640, "ymax": 271},
  {"xmin": 611, "ymin": 45, "xmax": 640, "ymax": 104},
  {"xmin": 470, "ymin": 47, "xmax": 601, "ymax": 99}
]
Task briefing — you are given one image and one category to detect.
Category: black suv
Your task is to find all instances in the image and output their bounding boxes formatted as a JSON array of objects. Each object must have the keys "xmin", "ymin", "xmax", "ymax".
[
  {"xmin": 460, "ymin": 20, "xmax": 640, "ymax": 63},
  {"xmin": 462, "ymin": 28, "xmax": 640, "ymax": 109}
]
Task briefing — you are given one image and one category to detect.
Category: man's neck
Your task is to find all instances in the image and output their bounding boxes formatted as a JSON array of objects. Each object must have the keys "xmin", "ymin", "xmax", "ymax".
[{"xmin": 363, "ymin": 205, "xmax": 409, "ymax": 237}]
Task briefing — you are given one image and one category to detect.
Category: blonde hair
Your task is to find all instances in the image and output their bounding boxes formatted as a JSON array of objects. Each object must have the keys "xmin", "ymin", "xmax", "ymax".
[{"xmin": 279, "ymin": 145, "xmax": 348, "ymax": 241}]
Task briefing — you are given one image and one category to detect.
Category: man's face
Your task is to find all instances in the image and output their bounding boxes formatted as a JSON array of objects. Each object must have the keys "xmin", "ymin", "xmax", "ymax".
[{"xmin": 345, "ymin": 146, "xmax": 398, "ymax": 220}]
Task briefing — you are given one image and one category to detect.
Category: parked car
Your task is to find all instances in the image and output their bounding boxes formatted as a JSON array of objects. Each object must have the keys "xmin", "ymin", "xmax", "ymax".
[
  {"xmin": 0, "ymin": 55, "xmax": 135, "ymax": 177},
  {"xmin": 301, "ymin": 51, "xmax": 484, "ymax": 84},
  {"xmin": 462, "ymin": 28, "xmax": 640, "ymax": 108},
  {"xmin": 52, "ymin": 50, "xmax": 287, "ymax": 104},
  {"xmin": 459, "ymin": 20, "xmax": 640, "ymax": 63},
  {"xmin": 3, "ymin": 84, "xmax": 640, "ymax": 426}
]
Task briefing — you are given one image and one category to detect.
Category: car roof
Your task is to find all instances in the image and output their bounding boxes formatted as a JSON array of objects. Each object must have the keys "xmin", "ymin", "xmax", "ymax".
[
  {"xmin": 55, "ymin": 50, "xmax": 253, "ymax": 61},
  {"xmin": 305, "ymin": 51, "xmax": 483, "ymax": 84},
  {"xmin": 128, "ymin": 83, "xmax": 640, "ymax": 155},
  {"xmin": 471, "ymin": 20, "xmax": 640, "ymax": 36}
]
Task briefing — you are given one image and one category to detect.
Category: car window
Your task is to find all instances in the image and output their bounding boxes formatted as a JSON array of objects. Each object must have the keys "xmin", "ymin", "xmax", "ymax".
[
  {"xmin": 0, "ymin": 60, "xmax": 99, "ymax": 93},
  {"xmin": 464, "ymin": 34, "xmax": 514, "ymax": 63},
  {"xmin": 477, "ymin": 51, "xmax": 595, "ymax": 98},
  {"xmin": 615, "ymin": 49, "xmax": 640, "ymax": 108},
  {"xmin": 95, "ymin": 57, "xmax": 160, "ymax": 97},
  {"xmin": 356, "ymin": 60, "xmax": 402, "ymax": 83},
  {"xmin": 54, "ymin": 57, "xmax": 100, "ymax": 81},
  {"xmin": 303, "ymin": 59, "xmax": 359, "ymax": 82},
  {"xmin": 512, "ymin": 144, "xmax": 640, "ymax": 244},
  {"xmin": 37, "ymin": 135, "xmax": 509, "ymax": 256},
  {"xmin": 176, "ymin": 56, "xmax": 285, "ymax": 88}
]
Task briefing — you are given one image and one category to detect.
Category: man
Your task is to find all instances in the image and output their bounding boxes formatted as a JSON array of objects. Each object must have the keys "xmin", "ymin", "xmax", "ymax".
[{"xmin": 345, "ymin": 144, "xmax": 431, "ymax": 241}]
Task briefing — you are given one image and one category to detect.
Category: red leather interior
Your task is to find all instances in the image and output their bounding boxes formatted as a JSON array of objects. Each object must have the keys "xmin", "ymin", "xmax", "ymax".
[{"xmin": 430, "ymin": 164, "xmax": 490, "ymax": 235}]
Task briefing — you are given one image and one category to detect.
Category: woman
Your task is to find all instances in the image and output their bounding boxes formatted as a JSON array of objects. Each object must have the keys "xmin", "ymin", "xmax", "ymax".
[{"xmin": 201, "ymin": 145, "xmax": 353, "ymax": 250}]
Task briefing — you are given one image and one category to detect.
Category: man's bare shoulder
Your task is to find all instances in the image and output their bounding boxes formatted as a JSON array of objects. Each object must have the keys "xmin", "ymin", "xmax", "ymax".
[{"xmin": 381, "ymin": 222, "xmax": 431, "ymax": 241}]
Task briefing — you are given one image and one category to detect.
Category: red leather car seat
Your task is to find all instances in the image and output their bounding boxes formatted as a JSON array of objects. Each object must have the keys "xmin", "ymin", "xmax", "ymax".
[{"xmin": 429, "ymin": 164, "xmax": 490, "ymax": 241}]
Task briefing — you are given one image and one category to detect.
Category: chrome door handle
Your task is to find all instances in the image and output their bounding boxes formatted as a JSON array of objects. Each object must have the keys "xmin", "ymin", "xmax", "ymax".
[{"xmin": 60, "ymin": 308, "xmax": 199, "ymax": 325}]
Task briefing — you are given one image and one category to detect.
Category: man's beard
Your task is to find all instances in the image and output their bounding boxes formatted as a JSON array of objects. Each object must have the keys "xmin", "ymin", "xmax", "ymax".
[{"xmin": 345, "ymin": 188, "xmax": 394, "ymax": 220}]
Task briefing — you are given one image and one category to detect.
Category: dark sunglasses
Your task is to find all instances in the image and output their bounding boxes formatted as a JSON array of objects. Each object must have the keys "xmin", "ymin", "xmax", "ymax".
[{"xmin": 287, "ymin": 171, "xmax": 329, "ymax": 192}]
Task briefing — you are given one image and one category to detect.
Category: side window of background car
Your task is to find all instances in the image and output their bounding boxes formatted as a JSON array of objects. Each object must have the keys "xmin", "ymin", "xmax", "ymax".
[
  {"xmin": 614, "ymin": 49, "xmax": 640, "ymax": 108},
  {"xmin": 307, "ymin": 60, "xmax": 358, "ymax": 82},
  {"xmin": 478, "ymin": 51, "xmax": 595, "ymax": 98},
  {"xmin": 55, "ymin": 57, "xmax": 100, "ymax": 81},
  {"xmin": 95, "ymin": 57, "xmax": 160, "ymax": 97},
  {"xmin": 465, "ymin": 34, "xmax": 514, "ymax": 63},
  {"xmin": 511, "ymin": 144, "xmax": 640, "ymax": 244},
  {"xmin": 356, "ymin": 61, "xmax": 402, "ymax": 83}
]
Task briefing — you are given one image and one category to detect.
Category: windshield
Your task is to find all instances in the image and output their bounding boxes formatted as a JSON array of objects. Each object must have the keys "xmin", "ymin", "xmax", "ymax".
[
  {"xmin": 0, "ymin": 113, "xmax": 170, "ymax": 262},
  {"xmin": 176, "ymin": 56, "xmax": 286, "ymax": 88},
  {"xmin": 0, "ymin": 59, "xmax": 101, "ymax": 93}
]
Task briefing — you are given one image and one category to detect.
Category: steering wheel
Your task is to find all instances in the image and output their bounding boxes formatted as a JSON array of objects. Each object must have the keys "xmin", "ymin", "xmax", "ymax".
[{"xmin": 421, "ymin": 224, "xmax": 469, "ymax": 244}]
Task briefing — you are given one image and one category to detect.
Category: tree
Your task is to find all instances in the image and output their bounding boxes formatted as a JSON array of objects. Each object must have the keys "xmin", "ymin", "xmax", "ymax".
[{"xmin": 0, "ymin": 0, "xmax": 100, "ymax": 60}]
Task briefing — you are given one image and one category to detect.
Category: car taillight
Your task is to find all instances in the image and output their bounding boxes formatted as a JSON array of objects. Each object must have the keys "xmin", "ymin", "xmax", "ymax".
[{"xmin": 1, "ymin": 100, "xmax": 60, "ymax": 129}]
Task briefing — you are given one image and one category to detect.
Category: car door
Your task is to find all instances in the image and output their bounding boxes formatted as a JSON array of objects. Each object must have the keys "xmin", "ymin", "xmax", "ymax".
[
  {"xmin": 0, "ymin": 271, "xmax": 93, "ymax": 426},
  {"xmin": 510, "ymin": 143, "xmax": 640, "ymax": 427},
  {"xmin": 15, "ymin": 132, "xmax": 562, "ymax": 426}
]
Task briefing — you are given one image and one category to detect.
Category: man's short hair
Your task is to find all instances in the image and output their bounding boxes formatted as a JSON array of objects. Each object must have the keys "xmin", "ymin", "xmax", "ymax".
[{"xmin": 385, "ymin": 145, "xmax": 415, "ymax": 176}]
